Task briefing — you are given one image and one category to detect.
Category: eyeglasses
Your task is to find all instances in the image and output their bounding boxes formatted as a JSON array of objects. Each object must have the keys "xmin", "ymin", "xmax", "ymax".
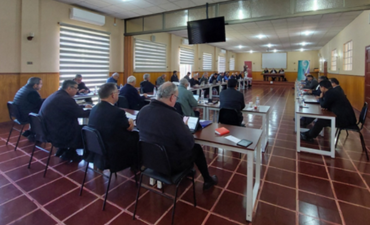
[
  {"xmin": 71, "ymin": 86, "xmax": 78, "ymax": 89},
  {"xmin": 172, "ymin": 94, "xmax": 178, "ymax": 99}
]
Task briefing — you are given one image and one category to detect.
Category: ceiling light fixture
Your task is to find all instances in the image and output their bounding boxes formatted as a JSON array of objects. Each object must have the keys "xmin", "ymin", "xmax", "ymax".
[
  {"xmin": 301, "ymin": 42, "xmax": 306, "ymax": 46},
  {"xmin": 267, "ymin": 43, "xmax": 272, "ymax": 48},
  {"xmin": 300, "ymin": 48, "xmax": 304, "ymax": 52},
  {"xmin": 238, "ymin": 9, "xmax": 244, "ymax": 20},
  {"xmin": 250, "ymin": 50, "xmax": 253, "ymax": 53},
  {"xmin": 303, "ymin": 31, "xmax": 311, "ymax": 36},
  {"xmin": 273, "ymin": 49, "xmax": 277, "ymax": 53},
  {"xmin": 238, "ymin": 45, "xmax": 243, "ymax": 49},
  {"xmin": 313, "ymin": 0, "xmax": 318, "ymax": 11},
  {"xmin": 257, "ymin": 34, "xmax": 265, "ymax": 39}
]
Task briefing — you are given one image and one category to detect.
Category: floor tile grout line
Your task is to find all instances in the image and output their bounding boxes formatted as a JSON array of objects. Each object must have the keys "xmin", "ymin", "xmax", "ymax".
[
  {"xmin": 5, "ymin": 208, "xmax": 41, "ymax": 225},
  {"xmin": 0, "ymin": 170, "xmax": 63, "ymax": 224},
  {"xmin": 322, "ymin": 155, "xmax": 346, "ymax": 225}
]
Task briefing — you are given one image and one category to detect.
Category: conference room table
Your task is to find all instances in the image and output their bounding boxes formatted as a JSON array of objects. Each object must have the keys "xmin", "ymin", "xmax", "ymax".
[
  {"xmin": 188, "ymin": 83, "xmax": 225, "ymax": 98},
  {"xmin": 262, "ymin": 73, "xmax": 285, "ymax": 81},
  {"xmin": 193, "ymin": 123, "xmax": 263, "ymax": 222},
  {"xmin": 197, "ymin": 102, "xmax": 270, "ymax": 152},
  {"xmin": 295, "ymin": 98, "xmax": 336, "ymax": 158},
  {"xmin": 304, "ymin": 95, "xmax": 320, "ymax": 104}
]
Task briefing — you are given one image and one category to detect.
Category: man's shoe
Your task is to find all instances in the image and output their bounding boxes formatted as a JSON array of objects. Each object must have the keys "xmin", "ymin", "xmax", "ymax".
[
  {"xmin": 27, "ymin": 134, "xmax": 36, "ymax": 142},
  {"xmin": 22, "ymin": 130, "xmax": 31, "ymax": 137},
  {"xmin": 55, "ymin": 148, "xmax": 67, "ymax": 157},
  {"xmin": 203, "ymin": 175, "xmax": 218, "ymax": 190},
  {"xmin": 300, "ymin": 132, "xmax": 314, "ymax": 143}
]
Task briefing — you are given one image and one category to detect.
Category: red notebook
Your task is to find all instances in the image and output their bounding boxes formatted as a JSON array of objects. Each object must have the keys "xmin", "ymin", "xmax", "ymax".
[{"xmin": 215, "ymin": 127, "xmax": 230, "ymax": 136}]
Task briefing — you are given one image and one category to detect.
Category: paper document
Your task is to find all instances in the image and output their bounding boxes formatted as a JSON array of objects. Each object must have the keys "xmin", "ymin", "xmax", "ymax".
[
  {"xmin": 187, "ymin": 117, "xmax": 198, "ymax": 130},
  {"xmin": 125, "ymin": 112, "xmax": 137, "ymax": 120},
  {"xmin": 225, "ymin": 135, "xmax": 241, "ymax": 144}
]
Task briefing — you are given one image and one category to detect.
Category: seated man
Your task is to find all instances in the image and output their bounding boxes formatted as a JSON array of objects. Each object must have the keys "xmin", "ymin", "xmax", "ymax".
[
  {"xmin": 263, "ymin": 68, "xmax": 269, "ymax": 73},
  {"xmin": 171, "ymin": 70, "xmax": 179, "ymax": 82},
  {"xmin": 136, "ymin": 82, "xmax": 218, "ymax": 190},
  {"xmin": 39, "ymin": 80, "xmax": 92, "ymax": 161},
  {"xmin": 220, "ymin": 79, "xmax": 245, "ymax": 125},
  {"xmin": 302, "ymin": 75, "xmax": 318, "ymax": 90},
  {"xmin": 74, "ymin": 74, "xmax": 90, "ymax": 94},
  {"xmin": 156, "ymin": 74, "xmax": 166, "ymax": 87},
  {"xmin": 140, "ymin": 73, "xmax": 155, "ymax": 93},
  {"xmin": 107, "ymin": 72, "xmax": 120, "ymax": 88},
  {"xmin": 199, "ymin": 72, "xmax": 209, "ymax": 85},
  {"xmin": 177, "ymin": 78, "xmax": 199, "ymax": 117},
  {"xmin": 13, "ymin": 77, "xmax": 44, "ymax": 138},
  {"xmin": 301, "ymin": 80, "xmax": 357, "ymax": 142},
  {"xmin": 279, "ymin": 68, "xmax": 285, "ymax": 73},
  {"xmin": 120, "ymin": 76, "xmax": 147, "ymax": 110},
  {"xmin": 330, "ymin": 78, "xmax": 344, "ymax": 94},
  {"xmin": 229, "ymin": 73, "xmax": 236, "ymax": 79},
  {"xmin": 189, "ymin": 73, "xmax": 200, "ymax": 87},
  {"xmin": 87, "ymin": 83, "xmax": 139, "ymax": 171},
  {"xmin": 270, "ymin": 68, "xmax": 277, "ymax": 73},
  {"xmin": 217, "ymin": 72, "xmax": 228, "ymax": 83},
  {"xmin": 184, "ymin": 72, "xmax": 191, "ymax": 82},
  {"xmin": 208, "ymin": 73, "xmax": 218, "ymax": 84},
  {"xmin": 306, "ymin": 76, "xmax": 327, "ymax": 96}
]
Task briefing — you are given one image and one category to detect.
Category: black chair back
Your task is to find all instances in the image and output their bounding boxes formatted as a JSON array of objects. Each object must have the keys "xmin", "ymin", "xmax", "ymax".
[
  {"xmin": 358, "ymin": 102, "xmax": 368, "ymax": 130},
  {"xmin": 81, "ymin": 126, "xmax": 106, "ymax": 158},
  {"xmin": 174, "ymin": 102, "xmax": 184, "ymax": 115},
  {"xmin": 218, "ymin": 108, "xmax": 240, "ymax": 126},
  {"xmin": 7, "ymin": 101, "xmax": 23, "ymax": 124},
  {"xmin": 117, "ymin": 95, "xmax": 129, "ymax": 109},
  {"xmin": 28, "ymin": 113, "xmax": 48, "ymax": 143},
  {"xmin": 138, "ymin": 141, "xmax": 172, "ymax": 176}
]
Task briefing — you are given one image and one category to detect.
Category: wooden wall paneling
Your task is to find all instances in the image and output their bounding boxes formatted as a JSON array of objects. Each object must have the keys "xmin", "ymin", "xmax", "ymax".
[
  {"xmin": 0, "ymin": 74, "xmax": 20, "ymax": 123},
  {"xmin": 124, "ymin": 36, "xmax": 134, "ymax": 84},
  {"xmin": 109, "ymin": 72, "xmax": 124, "ymax": 86}
]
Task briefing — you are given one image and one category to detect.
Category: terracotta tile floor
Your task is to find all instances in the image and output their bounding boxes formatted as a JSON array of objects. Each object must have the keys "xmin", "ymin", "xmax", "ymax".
[{"xmin": 1, "ymin": 85, "xmax": 370, "ymax": 224}]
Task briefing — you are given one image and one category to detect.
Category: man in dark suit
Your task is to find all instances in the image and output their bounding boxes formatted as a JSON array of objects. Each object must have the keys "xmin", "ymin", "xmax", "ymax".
[
  {"xmin": 136, "ymin": 82, "xmax": 218, "ymax": 190},
  {"xmin": 270, "ymin": 68, "xmax": 277, "ymax": 73},
  {"xmin": 303, "ymin": 75, "xmax": 318, "ymax": 89},
  {"xmin": 189, "ymin": 73, "xmax": 200, "ymax": 87},
  {"xmin": 39, "ymin": 80, "xmax": 92, "ymax": 161},
  {"xmin": 330, "ymin": 78, "xmax": 344, "ymax": 94},
  {"xmin": 220, "ymin": 79, "xmax": 245, "ymax": 125},
  {"xmin": 74, "ymin": 74, "xmax": 90, "ymax": 94},
  {"xmin": 306, "ymin": 76, "xmax": 328, "ymax": 96},
  {"xmin": 184, "ymin": 72, "xmax": 191, "ymax": 82},
  {"xmin": 301, "ymin": 80, "xmax": 357, "ymax": 141},
  {"xmin": 13, "ymin": 77, "xmax": 44, "ymax": 139},
  {"xmin": 263, "ymin": 68, "xmax": 269, "ymax": 73},
  {"xmin": 171, "ymin": 70, "xmax": 179, "ymax": 82},
  {"xmin": 119, "ymin": 76, "xmax": 147, "ymax": 110},
  {"xmin": 140, "ymin": 73, "xmax": 155, "ymax": 93},
  {"xmin": 87, "ymin": 83, "xmax": 139, "ymax": 171},
  {"xmin": 208, "ymin": 73, "xmax": 218, "ymax": 84}
]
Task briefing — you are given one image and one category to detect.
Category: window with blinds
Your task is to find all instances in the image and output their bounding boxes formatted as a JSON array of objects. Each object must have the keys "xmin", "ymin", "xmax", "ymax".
[
  {"xmin": 59, "ymin": 24, "xmax": 110, "ymax": 93},
  {"xmin": 218, "ymin": 56, "xmax": 226, "ymax": 72},
  {"xmin": 179, "ymin": 47, "xmax": 194, "ymax": 65},
  {"xmin": 229, "ymin": 58, "xmax": 235, "ymax": 71},
  {"xmin": 343, "ymin": 41, "xmax": 353, "ymax": 71},
  {"xmin": 134, "ymin": 39, "xmax": 167, "ymax": 72},
  {"xmin": 331, "ymin": 49, "xmax": 337, "ymax": 71},
  {"xmin": 203, "ymin": 53, "xmax": 213, "ymax": 71}
]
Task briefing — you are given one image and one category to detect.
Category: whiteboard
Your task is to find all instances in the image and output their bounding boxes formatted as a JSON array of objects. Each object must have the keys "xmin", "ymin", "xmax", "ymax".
[{"xmin": 262, "ymin": 53, "xmax": 287, "ymax": 69}]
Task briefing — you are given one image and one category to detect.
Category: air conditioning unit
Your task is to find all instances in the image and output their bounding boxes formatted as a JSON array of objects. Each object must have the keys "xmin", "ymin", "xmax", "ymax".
[
  {"xmin": 70, "ymin": 8, "xmax": 105, "ymax": 26},
  {"xmin": 220, "ymin": 49, "xmax": 226, "ymax": 54},
  {"xmin": 182, "ymin": 38, "xmax": 189, "ymax": 45}
]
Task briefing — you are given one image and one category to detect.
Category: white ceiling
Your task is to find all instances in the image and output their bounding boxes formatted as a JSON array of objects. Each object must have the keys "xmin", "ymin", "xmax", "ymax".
[
  {"xmin": 55, "ymin": 0, "xmax": 362, "ymax": 53},
  {"xmin": 171, "ymin": 11, "xmax": 362, "ymax": 53},
  {"xmin": 56, "ymin": 0, "xmax": 231, "ymax": 19}
]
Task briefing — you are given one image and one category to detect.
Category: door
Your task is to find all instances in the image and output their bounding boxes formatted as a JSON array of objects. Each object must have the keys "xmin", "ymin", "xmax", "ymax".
[
  {"xmin": 324, "ymin": 61, "xmax": 328, "ymax": 77},
  {"xmin": 365, "ymin": 46, "xmax": 370, "ymax": 107}
]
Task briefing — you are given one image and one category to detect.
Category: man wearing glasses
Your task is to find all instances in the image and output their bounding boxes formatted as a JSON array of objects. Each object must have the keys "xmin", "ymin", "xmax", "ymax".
[{"xmin": 39, "ymin": 80, "xmax": 92, "ymax": 162}]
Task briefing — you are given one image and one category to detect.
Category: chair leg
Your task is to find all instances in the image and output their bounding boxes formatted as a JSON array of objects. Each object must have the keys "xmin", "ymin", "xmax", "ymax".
[
  {"xmin": 345, "ymin": 130, "xmax": 349, "ymax": 140},
  {"xmin": 6, "ymin": 122, "xmax": 15, "ymax": 145},
  {"xmin": 133, "ymin": 174, "xmax": 144, "ymax": 220},
  {"xmin": 102, "ymin": 172, "xmax": 113, "ymax": 210},
  {"xmin": 359, "ymin": 132, "xmax": 369, "ymax": 161},
  {"xmin": 134, "ymin": 170, "xmax": 138, "ymax": 187},
  {"xmin": 171, "ymin": 183, "xmax": 180, "ymax": 225},
  {"xmin": 43, "ymin": 145, "xmax": 53, "ymax": 177},
  {"xmin": 28, "ymin": 143, "xmax": 37, "ymax": 169},
  {"xmin": 79, "ymin": 162, "xmax": 89, "ymax": 196},
  {"xmin": 335, "ymin": 129, "xmax": 342, "ymax": 148},
  {"xmin": 115, "ymin": 172, "xmax": 117, "ymax": 179},
  {"xmin": 191, "ymin": 173, "xmax": 197, "ymax": 207},
  {"xmin": 14, "ymin": 125, "xmax": 25, "ymax": 151}
]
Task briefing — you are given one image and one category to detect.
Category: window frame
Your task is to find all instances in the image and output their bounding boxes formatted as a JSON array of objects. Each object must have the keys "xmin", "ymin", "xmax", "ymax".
[{"xmin": 343, "ymin": 40, "xmax": 353, "ymax": 71}]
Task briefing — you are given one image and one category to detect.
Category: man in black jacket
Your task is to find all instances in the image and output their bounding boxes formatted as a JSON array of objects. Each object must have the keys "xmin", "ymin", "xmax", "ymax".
[
  {"xmin": 39, "ymin": 80, "xmax": 92, "ymax": 161},
  {"xmin": 136, "ymin": 82, "xmax": 218, "ymax": 190},
  {"xmin": 220, "ymin": 79, "xmax": 246, "ymax": 125},
  {"xmin": 13, "ymin": 77, "xmax": 44, "ymax": 138},
  {"xmin": 140, "ymin": 73, "xmax": 155, "ymax": 93},
  {"xmin": 301, "ymin": 80, "xmax": 357, "ymax": 141},
  {"xmin": 170, "ymin": 70, "xmax": 179, "ymax": 82},
  {"xmin": 119, "ymin": 76, "xmax": 147, "ymax": 110},
  {"xmin": 330, "ymin": 78, "xmax": 344, "ymax": 94},
  {"xmin": 74, "ymin": 74, "xmax": 90, "ymax": 94},
  {"xmin": 87, "ymin": 83, "xmax": 138, "ymax": 171},
  {"xmin": 303, "ymin": 75, "xmax": 318, "ymax": 89},
  {"xmin": 189, "ymin": 73, "xmax": 200, "ymax": 87}
]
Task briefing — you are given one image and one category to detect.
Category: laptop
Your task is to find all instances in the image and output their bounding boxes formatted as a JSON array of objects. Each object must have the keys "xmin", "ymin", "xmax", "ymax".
[
  {"xmin": 184, "ymin": 116, "xmax": 200, "ymax": 133},
  {"xmin": 193, "ymin": 95, "xmax": 199, "ymax": 101}
]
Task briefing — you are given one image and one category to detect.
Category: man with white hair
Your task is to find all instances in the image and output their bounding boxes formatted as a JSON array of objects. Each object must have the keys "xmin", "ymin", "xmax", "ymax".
[
  {"xmin": 189, "ymin": 73, "xmax": 200, "ymax": 87},
  {"xmin": 119, "ymin": 76, "xmax": 147, "ymax": 110},
  {"xmin": 136, "ymin": 82, "xmax": 218, "ymax": 190},
  {"xmin": 140, "ymin": 73, "xmax": 155, "ymax": 93},
  {"xmin": 177, "ymin": 78, "xmax": 199, "ymax": 117},
  {"xmin": 107, "ymin": 72, "xmax": 119, "ymax": 85}
]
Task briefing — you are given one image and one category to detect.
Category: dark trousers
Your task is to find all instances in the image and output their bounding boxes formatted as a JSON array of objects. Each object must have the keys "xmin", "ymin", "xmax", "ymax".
[
  {"xmin": 172, "ymin": 144, "xmax": 211, "ymax": 182},
  {"xmin": 308, "ymin": 119, "xmax": 331, "ymax": 138}
]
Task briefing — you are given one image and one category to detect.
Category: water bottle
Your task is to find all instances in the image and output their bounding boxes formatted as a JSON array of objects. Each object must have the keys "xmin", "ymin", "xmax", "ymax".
[
  {"xmin": 256, "ymin": 96, "xmax": 260, "ymax": 107},
  {"xmin": 94, "ymin": 85, "xmax": 97, "ymax": 94},
  {"xmin": 153, "ymin": 87, "xmax": 157, "ymax": 96}
]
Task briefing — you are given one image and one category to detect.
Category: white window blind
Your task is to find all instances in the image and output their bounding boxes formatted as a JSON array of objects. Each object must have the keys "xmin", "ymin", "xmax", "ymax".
[
  {"xmin": 203, "ymin": 53, "xmax": 213, "ymax": 71},
  {"xmin": 134, "ymin": 39, "xmax": 166, "ymax": 72},
  {"xmin": 343, "ymin": 41, "xmax": 353, "ymax": 71},
  {"xmin": 179, "ymin": 47, "xmax": 194, "ymax": 65},
  {"xmin": 331, "ymin": 49, "xmax": 337, "ymax": 71},
  {"xmin": 59, "ymin": 24, "xmax": 110, "ymax": 91},
  {"xmin": 229, "ymin": 58, "xmax": 235, "ymax": 71},
  {"xmin": 218, "ymin": 56, "xmax": 226, "ymax": 72}
]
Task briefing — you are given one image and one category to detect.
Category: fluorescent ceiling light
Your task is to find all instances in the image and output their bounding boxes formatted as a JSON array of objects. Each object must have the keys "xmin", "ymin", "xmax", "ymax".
[
  {"xmin": 249, "ymin": 50, "xmax": 253, "ymax": 53},
  {"xmin": 267, "ymin": 43, "xmax": 272, "ymax": 48},
  {"xmin": 238, "ymin": 45, "xmax": 243, "ymax": 49},
  {"xmin": 303, "ymin": 31, "xmax": 312, "ymax": 36},
  {"xmin": 301, "ymin": 42, "xmax": 306, "ymax": 46},
  {"xmin": 300, "ymin": 48, "xmax": 304, "ymax": 52},
  {"xmin": 313, "ymin": 0, "xmax": 318, "ymax": 11},
  {"xmin": 257, "ymin": 34, "xmax": 265, "ymax": 39},
  {"xmin": 273, "ymin": 49, "xmax": 277, "ymax": 52},
  {"xmin": 238, "ymin": 9, "xmax": 244, "ymax": 20}
]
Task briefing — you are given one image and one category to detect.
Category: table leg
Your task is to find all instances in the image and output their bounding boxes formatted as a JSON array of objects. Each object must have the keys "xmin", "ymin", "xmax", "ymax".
[
  {"xmin": 197, "ymin": 89, "xmax": 200, "ymax": 96},
  {"xmin": 262, "ymin": 114, "xmax": 267, "ymax": 152},
  {"xmin": 246, "ymin": 150, "xmax": 254, "ymax": 221},
  {"xmin": 219, "ymin": 85, "xmax": 222, "ymax": 94},
  {"xmin": 296, "ymin": 114, "xmax": 301, "ymax": 152},
  {"xmin": 330, "ymin": 118, "xmax": 336, "ymax": 158},
  {"xmin": 209, "ymin": 87, "xmax": 212, "ymax": 99}
]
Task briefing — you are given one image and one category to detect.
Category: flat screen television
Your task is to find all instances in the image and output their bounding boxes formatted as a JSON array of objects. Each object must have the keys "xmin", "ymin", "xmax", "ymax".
[{"xmin": 187, "ymin": 17, "xmax": 226, "ymax": 44}]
